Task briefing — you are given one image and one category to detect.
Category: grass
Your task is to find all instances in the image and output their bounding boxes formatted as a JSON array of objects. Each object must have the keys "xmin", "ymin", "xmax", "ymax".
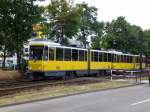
[
  {"xmin": 0, "ymin": 80, "xmax": 131, "ymax": 106},
  {"xmin": 142, "ymin": 76, "xmax": 148, "ymax": 80},
  {"xmin": 0, "ymin": 70, "xmax": 21, "ymax": 80}
]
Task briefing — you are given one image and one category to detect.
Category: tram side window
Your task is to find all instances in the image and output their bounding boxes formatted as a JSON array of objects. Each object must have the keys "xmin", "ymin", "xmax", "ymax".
[
  {"xmin": 142, "ymin": 57, "xmax": 144, "ymax": 63},
  {"xmin": 119, "ymin": 55, "xmax": 121, "ymax": 63},
  {"xmin": 121, "ymin": 55, "xmax": 124, "ymax": 63},
  {"xmin": 143, "ymin": 57, "xmax": 146, "ymax": 63},
  {"xmin": 56, "ymin": 48, "xmax": 63, "ymax": 61},
  {"xmin": 124, "ymin": 56, "xmax": 126, "ymax": 63},
  {"xmin": 94, "ymin": 52, "xmax": 98, "ymax": 62},
  {"xmin": 126, "ymin": 56, "xmax": 128, "ymax": 63},
  {"xmin": 135, "ymin": 57, "xmax": 138, "ymax": 63},
  {"xmin": 142, "ymin": 57, "xmax": 145, "ymax": 63},
  {"xmin": 138, "ymin": 57, "xmax": 140, "ymax": 63},
  {"xmin": 91, "ymin": 51, "xmax": 94, "ymax": 61},
  {"xmin": 139, "ymin": 57, "xmax": 142, "ymax": 63},
  {"xmin": 108, "ymin": 53, "xmax": 112, "ymax": 62},
  {"xmin": 111, "ymin": 54, "xmax": 115, "ymax": 62},
  {"xmin": 128, "ymin": 56, "xmax": 131, "ymax": 63},
  {"xmin": 130, "ymin": 56, "xmax": 133, "ymax": 63},
  {"xmin": 124, "ymin": 55, "xmax": 126, "ymax": 63},
  {"xmin": 43, "ymin": 46, "xmax": 48, "ymax": 60},
  {"xmin": 116, "ymin": 55, "xmax": 119, "ymax": 63},
  {"xmin": 120, "ymin": 55, "xmax": 122, "ymax": 63},
  {"xmin": 64, "ymin": 49, "xmax": 71, "ymax": 61},
  {"xmin": 139, "ymin": 57, "xmax": 141, "ymax": 63},
  {"xmin": 79, "ymin": 50, "xmax": 84, "ymax": 61},
  {"xmin": 99, "ymin": 52, "xmax": 103, "ymax": 62},
  {"xmin": 132, "ymin": 56, "xmax": 134, "ymax": 63},
  {"xmin": 120, "ymin": 55, "xmax": 122, "ymax": 62},
  {"xmin": 127, "ymin": 56, "xmax": 130, "ymax": 63},
  {"xmin": 113, "ymin": 55, "xmax": 116, "ymax": 63},
  {"xmin": 72, "ymin": 49, "xmax": 78, "ymax": 61},
  {"xmin": 127, "ymin": 56, "xmax": 129, "ymax": 63},
  {"xmin": 123, "ymin": 55, "xmax": 125, "ymax": 63},
  {"xmin": 134, "ymin": 56, "xmax": 137, "ymax": 63},
  {"xmin": 49, "ymin": 48, "xmax": 54, "ymax": 61},
  {"xmin": 104, "ymin": 53, "xmax": 108, "ymax": 62},
  {"xmin": 137, "ymin": 57, "xmax": 139, "ymax": 63},
  {"xmin": 85, "ymin": 51, "xmax": 87, "ymax": 61},
  {"xmin": 116, "ymin": 55, "xmax": 118, "ymax": 62},
  {"xmin": 128, "ymin": 56, "xmax": 130, "ymax": 63}
]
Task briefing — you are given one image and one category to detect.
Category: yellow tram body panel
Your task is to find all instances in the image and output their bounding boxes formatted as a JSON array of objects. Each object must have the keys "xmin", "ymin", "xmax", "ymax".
[
  {"xmin": 43, "ymin": 61, "xmax": 87, "ymax": 71},
  {"xmin": 112, "ymin": 63, "xmax": 134, "ymax": 70},
  {"xmin": 111, "ymin": 63, "xmax": 146, "ymax": 70},
  {"xmin": 134, "ymin": 63, "xmax": 140, "ymax": 69},
  {"xmin": 142, "ymin": 63, "xmax": 146, "ymax": 69},
  {"xmin": 28, "ymin": 61, "xmax": 44, "ymax": 71},
  {"xmin": 134, "ymin": 63, "xmax": 146, "ymax": 69},
  {"xmin": 28, "ymin": 61, "xmax": 146, "ymax": 72},
  {"xmin": 90, "ymin": 62, "xmax": 112, "ymax": 70},
  {"xmin": 29, "ymin": 61, "xmax": 88, "ymax": 71}
]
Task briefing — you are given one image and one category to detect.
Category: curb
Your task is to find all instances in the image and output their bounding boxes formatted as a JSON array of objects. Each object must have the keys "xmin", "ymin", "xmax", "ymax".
[{"xmin": 0, "ymin": 83, "xmax": 145, "ymax": 108}]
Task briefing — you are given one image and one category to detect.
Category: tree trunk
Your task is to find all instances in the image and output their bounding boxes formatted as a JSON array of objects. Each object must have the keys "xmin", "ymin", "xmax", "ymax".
[
  {"xmin": 60, "ymin": 24, "xmax": 64, "ymax": 44},
  {"xmin": 16, "ymin": 50, "xmax": 20, "ymax": 70},
  {"xmin": 2, "ymin": 46, "xmax": 6, "ymax": 68},
  {"xmin": 81, "ymin": 29, "xmax": 87, "ymax": 48},
  {"xmin": 14, "ymin": 16, "xmax": 21, "ymax": 71},
  {"xmin": 16, "ymin": 34, "xmax": 21, "ymax": 71}
]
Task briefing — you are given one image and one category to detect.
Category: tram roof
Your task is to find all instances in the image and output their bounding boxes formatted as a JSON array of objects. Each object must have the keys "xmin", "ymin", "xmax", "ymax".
[{"xmin": 29, "ymin": 40, "xmax": 144, "ymax": 57}]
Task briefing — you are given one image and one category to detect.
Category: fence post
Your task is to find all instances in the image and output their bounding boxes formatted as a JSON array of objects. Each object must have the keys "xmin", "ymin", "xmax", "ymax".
[{"xmin": 111, "ymin": 70, "xmax": 113, "ymax": 81}]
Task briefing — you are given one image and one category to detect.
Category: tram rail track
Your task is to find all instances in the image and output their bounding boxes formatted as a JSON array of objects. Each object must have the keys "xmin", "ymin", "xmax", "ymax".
[{"xmin": 0, "ymin": 78, "xmax": 107, "ymax": 97}]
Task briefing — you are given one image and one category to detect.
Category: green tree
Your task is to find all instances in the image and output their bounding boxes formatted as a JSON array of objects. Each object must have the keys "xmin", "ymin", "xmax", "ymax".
[
  {"xmin": 143, "ymin": 29, "xmax": 150, "ymax": 63},
  {"xmin": 47, "ymin": 0, "xmax": 81, "ymax": 44},
  {"xmin": 91, "ymin": 21, "xmax": 105, "ymax": 49},
  {"xmin": 102, "ymin": 16, "xmax": 147, "ymax": 56},
  {"xmin": 103, "ymin": 16, "xmax": 131, "ymax": 52},
  {"xmin": 0, "ymin": 0, "xmax": 44, "ymax": 69},
  {"xmin": 128, "ymin": 25, "xmax": 143, "ymax": 54},
  {"xmin": 76, "ymin": 3, "xmax": 99, "ymax": 48},
  {"xmin": 12, "ymin": 0, "xmax": 44, "ymax": 69},
  {"xmin": 0, "ymin": 0, "xmax": 16, "ymax": 67}
]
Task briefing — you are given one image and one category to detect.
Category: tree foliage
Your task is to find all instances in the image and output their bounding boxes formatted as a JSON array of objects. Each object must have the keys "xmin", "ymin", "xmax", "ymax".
[
  {"xmin": 90, "ymin": 21, "xmax": 105, "ymax": 49},
  {"xmin": 47, "ymin": 0, "xmax": 81, "ymax": 44},
  {"xmin": 143, "ymin": 29, "xmax": 150, "ymax": 63},
  {"xmin": 0, "ymin": 0, "xmax": 44, "ymax": 68},
  {"xmin": 102, "ymin": 17, "xmax": 145, "ymax": 54},
  {"xmin": 103, "ymin": 16, "xmax": 131, "ymax": 52},
  {"xmin": 76, "ymin": 3, "xmax": 104, "ymax": 48}
]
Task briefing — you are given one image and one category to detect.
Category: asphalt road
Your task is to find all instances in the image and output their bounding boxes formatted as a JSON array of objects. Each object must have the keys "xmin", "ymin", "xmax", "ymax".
[{"xmin": 0, "ymin": 84, "xmax": 150, "ymax": 112}]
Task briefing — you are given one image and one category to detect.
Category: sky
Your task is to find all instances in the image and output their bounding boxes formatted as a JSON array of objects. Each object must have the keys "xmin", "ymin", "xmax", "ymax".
[{"xmin": 38, "ymin": 0, "xmax": 150, "ymax": 30}]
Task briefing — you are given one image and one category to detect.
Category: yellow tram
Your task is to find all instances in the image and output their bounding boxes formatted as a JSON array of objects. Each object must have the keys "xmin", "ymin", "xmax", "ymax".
[{"xmin": 28, "ymin": 40, "xmax": 146, "ymax": 78}]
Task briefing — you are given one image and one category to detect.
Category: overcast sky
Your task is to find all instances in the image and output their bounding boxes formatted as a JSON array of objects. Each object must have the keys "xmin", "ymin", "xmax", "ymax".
[{"xmin": 38, "ymin": 0, "xmax": 150, "ymax": 30}]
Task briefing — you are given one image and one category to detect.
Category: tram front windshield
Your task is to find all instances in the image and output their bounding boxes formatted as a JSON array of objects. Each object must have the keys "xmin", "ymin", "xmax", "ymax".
[{"xmin": 29, "ymin": 46, "xmax": 44, "ymax": 60}]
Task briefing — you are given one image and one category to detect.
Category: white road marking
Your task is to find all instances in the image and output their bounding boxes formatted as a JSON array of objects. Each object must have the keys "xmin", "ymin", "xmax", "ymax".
[{"xmin": 131, "ymin": 98, "xmax": 150, "ymax": 106}]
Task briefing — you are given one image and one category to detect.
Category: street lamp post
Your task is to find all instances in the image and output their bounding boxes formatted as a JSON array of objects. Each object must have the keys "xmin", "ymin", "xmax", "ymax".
[
  {"xmin": 139, "ymin": 53, "xmax": 142, "ymax": 83},
  {"xmin": 87, "ymin": 41, "xmax": 90, "ymax": 76},
  {"xmin": 139, "ymin": 30, "xmax": 144, "ymax": 83}
]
